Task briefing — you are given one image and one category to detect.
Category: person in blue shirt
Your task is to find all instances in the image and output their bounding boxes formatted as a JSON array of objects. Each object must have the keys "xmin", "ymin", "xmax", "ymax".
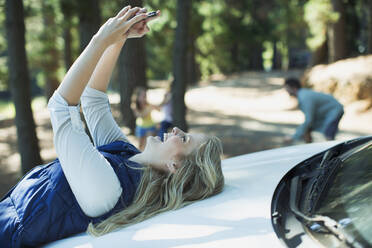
[
  {"xmin": 284, "ymin": 77, "xmax": 344, "ymax": 143},
  {"xmin": 0, "ymin": 6, "xmax": 224, "ymax": 247}
]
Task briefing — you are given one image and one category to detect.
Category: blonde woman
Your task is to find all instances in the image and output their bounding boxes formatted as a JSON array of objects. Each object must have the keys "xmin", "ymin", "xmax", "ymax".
[{"xmin": 0, "ymin": 6, "xmax": 224, "ymax": 247}]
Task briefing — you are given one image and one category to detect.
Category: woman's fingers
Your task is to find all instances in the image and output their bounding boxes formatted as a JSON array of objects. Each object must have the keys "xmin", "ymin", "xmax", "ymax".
[
  {"xmin": 138, "ymin": 7, "xmax": 147, "ymax": 14},
  {"xmin": 119, "ymin": 6, "xmax": 141, "ymax": 22},
  {"xmin": 126, "ymin": 12, "xmax": 147, "ymax": 27},
  {"xmin": 115, "ymin": 5, "xmax": 131, "ymax": 18}
]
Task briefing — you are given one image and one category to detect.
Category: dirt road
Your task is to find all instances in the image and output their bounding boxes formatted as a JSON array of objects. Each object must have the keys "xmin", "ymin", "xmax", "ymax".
[{"xmin": 1, "ymin": 70, "xmax": 371, "ymax": 197}]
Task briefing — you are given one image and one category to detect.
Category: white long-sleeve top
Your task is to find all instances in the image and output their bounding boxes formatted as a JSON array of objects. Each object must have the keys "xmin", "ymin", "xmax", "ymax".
[{"xmin": 47, "ymin": 87, "xmax": 129, "ymax": 217}]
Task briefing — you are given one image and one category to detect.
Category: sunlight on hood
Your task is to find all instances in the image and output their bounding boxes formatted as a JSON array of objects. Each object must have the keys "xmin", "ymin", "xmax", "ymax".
[{"xmin": 133, "ymin": 224, "xmax": 231, "ymax": 240}]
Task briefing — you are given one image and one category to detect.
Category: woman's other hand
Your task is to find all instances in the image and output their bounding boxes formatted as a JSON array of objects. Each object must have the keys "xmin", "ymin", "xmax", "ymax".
[
  {"xmin": 94, "ymin": 6, "xmax": 147, "ymax": 47},
  {"xmin": 127, "ymin": 9, "xmax": 160, "ymax": 39}
]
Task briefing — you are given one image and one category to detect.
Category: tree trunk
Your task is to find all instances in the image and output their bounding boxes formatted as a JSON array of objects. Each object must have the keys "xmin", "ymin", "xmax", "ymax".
[
  {"xmin": 172, "ymin": 0, "xmax": 191, "ymax": 131},
  {"xmin": 328, "ymin": 0, "xmax": 347, "ymax": 62},
  {"xmin": 77, "ymin": 0, "xmax": 101, "ymax": 51},
  {"xmin": 186, "ymin": 32, "xmax": 198, "ymax": 85},
  {"xmin": 5, "ymin": 0, "xmax": 42, "ymax": 174},
  {"xmin": 249, "ymin": 43, "xmax": 264, "ymax": 70},
  {"xmin": 345, "ymin": 0, "xmax": 359, "ymax": 56},
  {"xmin": 41, "ymin": 0, "xmax": 60, "ymax": 100},
  {"xmin": 63, "ymin": 27, "xmax": 73, "ymax": 70},
  {"xmin": 272, "ymin": 40, "xmax": 282, "ymax": 70},
  {"xmin": 311, "ymin": 38, "xmax": 328, "ymax": 66},
  {"xmin": 60, "ymin": 0, "xmax": 75, "ymax": 70},
  {"xmin": 231, "ymin": 43, "xmax": 239, "ymax": 72},
  {"xmin": 118, "ymin": 37, "xmax": 147, "ymax": 134},
  {"xmin": 118, "ymin": 0, "xmax": 147, "ymax": 134}
]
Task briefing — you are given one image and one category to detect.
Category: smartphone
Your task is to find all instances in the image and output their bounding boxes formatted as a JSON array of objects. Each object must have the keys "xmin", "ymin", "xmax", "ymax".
[{"xmin": 146, "ymin": 11, "xmax": 157, "ymax": 18}]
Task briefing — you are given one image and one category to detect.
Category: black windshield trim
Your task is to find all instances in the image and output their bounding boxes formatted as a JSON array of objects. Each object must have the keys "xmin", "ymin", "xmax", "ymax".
[
  {"xmin": 271, "ymin": 135, "xmax": 372, "ymax": 248},
  {"xmin": 289, "ymin": 175, "xmax": 364, "ymax": 248}
]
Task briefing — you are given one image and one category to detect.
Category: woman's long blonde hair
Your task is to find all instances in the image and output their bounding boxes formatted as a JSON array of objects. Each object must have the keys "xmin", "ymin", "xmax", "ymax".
[{"xmin": 87, "ymin": 136, "xmax": 224, "ymax": 236}]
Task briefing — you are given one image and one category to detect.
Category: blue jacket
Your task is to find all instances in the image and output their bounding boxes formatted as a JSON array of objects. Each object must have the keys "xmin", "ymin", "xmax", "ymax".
[{"xmin": 0, "ymin": 141, "xmax": 142, "ymax": 248}]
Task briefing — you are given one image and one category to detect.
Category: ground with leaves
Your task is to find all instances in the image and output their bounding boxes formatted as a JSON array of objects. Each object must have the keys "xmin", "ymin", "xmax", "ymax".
[{"xmin": 1, "ymin": 70, "xmax": 372, "ymax": 198}]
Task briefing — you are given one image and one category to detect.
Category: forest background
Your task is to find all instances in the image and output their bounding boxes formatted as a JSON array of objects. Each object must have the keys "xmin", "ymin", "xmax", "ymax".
[{"xmin": 1, "ymin": 0, "xmax": 372, "ymax": 197}]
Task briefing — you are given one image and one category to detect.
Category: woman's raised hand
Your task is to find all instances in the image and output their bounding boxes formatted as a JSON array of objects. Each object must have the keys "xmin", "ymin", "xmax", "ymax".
[
  {"xmin": 94, "ymin": 6, "xmax": 147, "ymax": 47},
  {"xmin": 126, "ymin": 8, "xmax": 160, "ymax": 39}
]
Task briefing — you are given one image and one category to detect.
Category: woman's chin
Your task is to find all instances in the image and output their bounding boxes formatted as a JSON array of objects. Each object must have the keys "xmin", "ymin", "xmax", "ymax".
[{"xmin": 146, "ymin": 136, "xmax": 162, "ymax": 145}]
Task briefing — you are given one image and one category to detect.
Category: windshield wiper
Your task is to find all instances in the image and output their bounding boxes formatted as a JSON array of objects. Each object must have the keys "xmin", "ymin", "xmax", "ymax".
[{"xmin": 289, "ymin": 175, "xmax": 364, "ymax": 248}]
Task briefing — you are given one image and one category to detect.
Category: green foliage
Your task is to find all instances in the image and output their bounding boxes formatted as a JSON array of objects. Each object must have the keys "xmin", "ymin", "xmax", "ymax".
[
  {"xmin": 0, "ymin": 57, "xmax": 8, "ymax": 91},
  {"xmin": 304, "ymin": 0, "xmax": 334, "ymax": 50},
  {"xmin": 23, "ymin": 0, "xmax": 62, "ymax": 89},
  {"xmin": 196, "ymin": 0, "xmax": 232, "ymax": 77},
  {"xmin": 0, "ymin": 0, "xmax": 368, "ymax": 89},
  {"xmin": 263, "ymin": 41, "xmax": 273, "ymax": 70},
  {"xmin": 267, "ymin": 0, "xmax": 308, "ymax": 69},
  {"xmin": 0, "ymin": 3, "xmax": 8, "ymax": 90},
  {"xmin": 144, "ymin": 0, "xmax": 177, "ymax": 79},
  {"xmin": 0, "ymin": 96, "xmax": 47, "ymax": 120}
]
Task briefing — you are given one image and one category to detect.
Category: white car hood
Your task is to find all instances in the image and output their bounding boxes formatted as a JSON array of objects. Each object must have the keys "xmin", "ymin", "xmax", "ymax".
[{"xmin": 45, "ymin": 141, "xmax": 339, "ymax": 248}]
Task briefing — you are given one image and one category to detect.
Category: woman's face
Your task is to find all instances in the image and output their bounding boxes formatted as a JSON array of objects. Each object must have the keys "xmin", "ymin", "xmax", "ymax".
[{"xmin": 144, "ymin": 127, "xmax": 206, "ymax": 171}]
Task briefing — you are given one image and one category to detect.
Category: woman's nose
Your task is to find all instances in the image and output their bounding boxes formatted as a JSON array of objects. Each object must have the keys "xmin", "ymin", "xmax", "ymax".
[
  {"xmin": 172, "ymin": 127, "xmax": 183, "ymax": 135},
  {"xmin": 172, "ymin": 127, "xmax": 178, "ymax": 134}
]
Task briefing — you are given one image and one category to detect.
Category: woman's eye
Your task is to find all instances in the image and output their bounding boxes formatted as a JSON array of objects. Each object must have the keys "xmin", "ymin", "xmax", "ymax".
[{"xmin": 182, "ymin": 136, "xmax": 187, "ymax": 142}]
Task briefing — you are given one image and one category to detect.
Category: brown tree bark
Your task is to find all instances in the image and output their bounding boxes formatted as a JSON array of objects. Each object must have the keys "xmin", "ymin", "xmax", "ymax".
[
  {"xmin": 60, "ymin": 0, "xmax": 75, "ymax": 70},
  {"xmin": 118, "ymin": 37, "xmax": 147, "ymax": 134},
  {"xmin": 272, "ymin": 40, "xmax": 282, "ymax": 70},
  {"xmin": 230, "ymin": 43, "xmax": 239, "ymax": 71},
  {"xmin": 345, "ymin": 0, "xmax": 360, "ymax": 56},
  {"xmin": 186, "ymin": 32, "xmax": 198, "ymax": 85},
  {"xmin": 328, "ymin": 0, "xmax": 347, "ymax": 62},
  {"xmin": 187, "ymin": 3, "xmax": 202, "ymax": 85},
  {"xmin": 5, "ymin": 0, "xmax": 43, "ymax": 174},
  {"xmin": 77, "ymin": 0, "xmax": 101, "ymax": 51},
  {"xmin": 172, "ymin": 0, "xmax": 191, "ymax": 132},
  {"xmin": 249, "ymin": 43, "xmax": 264, "ymax": 70},
  {"xmin": 311, "ymin": 38, "xmax": 328, "ymax": 66},
  {"xmin": 41, "ymin": 0, "xmax": 60, "ymax": 100},
  {"xmin": 118, "ymin": 0, "xmax": 147, "ymax": 134}
]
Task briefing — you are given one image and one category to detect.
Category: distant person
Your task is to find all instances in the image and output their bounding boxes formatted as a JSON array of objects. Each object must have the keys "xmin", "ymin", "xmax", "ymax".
[
  {"xmin": 133, "ymin": 87, "xmax": 157, "ymax": 150},
  {"xmin": 283, "ymin": 77, "xmax": 344, "ymax": 143},
  {"xmin": 158, "ymin": 90, "xmax": 173, "ymax": 141}
]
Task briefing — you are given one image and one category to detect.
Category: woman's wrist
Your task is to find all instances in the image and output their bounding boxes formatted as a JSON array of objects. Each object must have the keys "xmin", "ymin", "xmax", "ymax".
[
  {"xmin": 113, "ymin": 36, "xmax": 127, "ymax": 48},
  {"xmin": 91, "ymin": 34, "xmax": 110, "ymax": 51}
]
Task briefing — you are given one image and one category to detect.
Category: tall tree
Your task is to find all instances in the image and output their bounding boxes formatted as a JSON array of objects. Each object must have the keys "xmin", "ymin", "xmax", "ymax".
[
  {"xmin": 328, "ymin": 0, "xmax": 347, "ymax": 62},
  {"xmin": 187, "ymin": 1, "xmax": 203, "ymax": 85},
  {"xmin": 5, "ymin": 0, "xmax": 42, "ymax": 174},
  {"xmin": 76, "ymin": 0, "xmax": 101, "ymax": 139},
  {"xmin": 118, "ymin": 0, "xmax": 147, "ymax": 133},
  {"xmin": 41, "ymin": 0, "xmax": 60, "ymax": 100},
  {"xmin": 172, "ymin": 0, "xmax": 191, "ymax": 131},
  {"xmin": 345, "ymin": 0, "xmax": 360, "ymax": 56},
  {"xmin": 60, "ymin": 0, "xmax": 76, "ymax": 70},
  {"xmin": 248, "ymin": 0, "xmax": 268, "ymax": 71},
  {"xmin": 311, "ymin": 39, "xmax": 329, "ymax": 65},
  {"xmin": 304, "ymin": 0, "xmax": 332, "ymax": 65},
  {"xmin": 76, "ymin": 0, "xmax": 101, "ymax": 51},
  {"xmin": 272, "ymin": 40, "xmax": 282, "ymax": 69}
]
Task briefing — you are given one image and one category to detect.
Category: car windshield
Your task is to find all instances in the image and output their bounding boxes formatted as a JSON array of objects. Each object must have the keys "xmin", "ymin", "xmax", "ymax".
[{"xmin": 314, "ymin": 142, "xmax": 372, "ymax": 245}]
